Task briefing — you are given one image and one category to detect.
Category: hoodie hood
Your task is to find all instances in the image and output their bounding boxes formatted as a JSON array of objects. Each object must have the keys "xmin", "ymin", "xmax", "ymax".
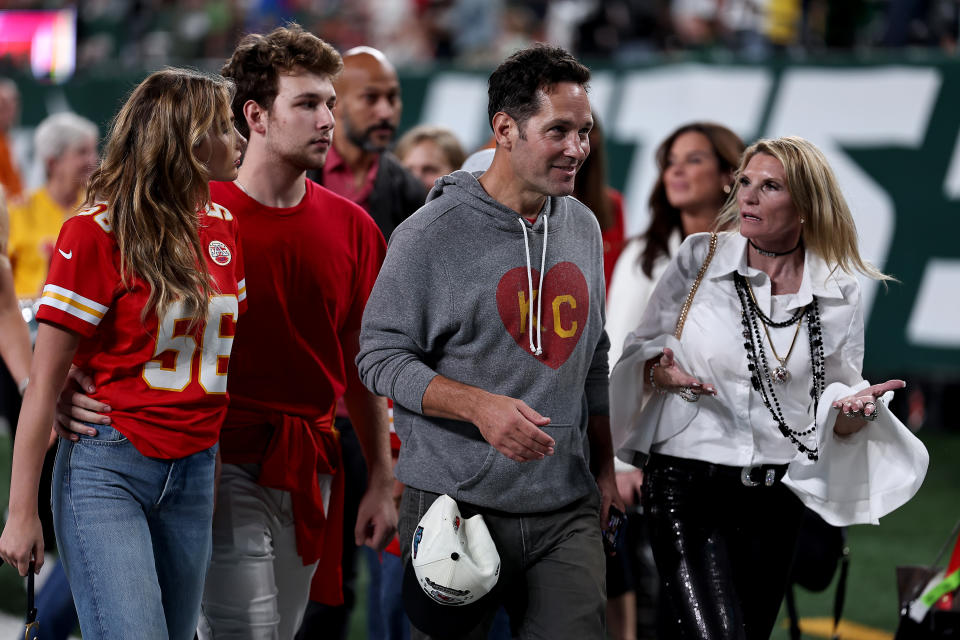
[{"xmin": 426, "ymin": 169, "xmax": 555, "ymax": 233}]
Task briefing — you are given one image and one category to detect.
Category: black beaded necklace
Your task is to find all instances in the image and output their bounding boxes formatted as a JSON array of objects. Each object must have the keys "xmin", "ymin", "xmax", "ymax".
[{"xmin": 734, "ymin": 273, "xmax": 825, "ymax": 461}]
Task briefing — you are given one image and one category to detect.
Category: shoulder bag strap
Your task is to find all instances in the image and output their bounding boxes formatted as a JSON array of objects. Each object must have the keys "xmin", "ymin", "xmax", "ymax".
[{"xmin": 674, "ymin": 232, "xmax": 718, "ymax": 339}]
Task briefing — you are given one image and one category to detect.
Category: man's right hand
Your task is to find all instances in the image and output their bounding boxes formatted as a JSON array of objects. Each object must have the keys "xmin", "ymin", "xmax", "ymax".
[
  {"xmin": 421, "ymin": 375, "xmax": 555, "ymax": 463},
  {"xmin": 54, "ymin": 366, "xmax": 111, "ymax": 441},
  {"xmin": 473, "ymin": 394, "xmax": 555, "ymax": 463}
]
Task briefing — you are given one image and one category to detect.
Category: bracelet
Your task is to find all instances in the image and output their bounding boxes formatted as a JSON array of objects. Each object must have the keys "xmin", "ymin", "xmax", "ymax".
[
  {"xmin": 648, "ymin": 362, "xmax": 663, "ymax": 394},
  {"xmin": 17, "ymin": 376, "xmax": 28, "ymax": 396}
]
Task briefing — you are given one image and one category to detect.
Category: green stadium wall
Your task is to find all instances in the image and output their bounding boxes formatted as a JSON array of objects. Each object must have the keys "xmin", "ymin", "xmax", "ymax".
[{"xmin": 9, "ymin": 58, "xmax": 960, "ymax": 376}]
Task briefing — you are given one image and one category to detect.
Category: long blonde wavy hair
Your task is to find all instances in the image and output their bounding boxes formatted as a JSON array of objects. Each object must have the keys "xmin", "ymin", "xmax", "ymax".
[
  {"xmin": 85, "ymin": 68, "xmax": 235, "ymax": 325},
  {"xmin": 717, "ymin": 136, "xmax": 893, "ymax": 281}
]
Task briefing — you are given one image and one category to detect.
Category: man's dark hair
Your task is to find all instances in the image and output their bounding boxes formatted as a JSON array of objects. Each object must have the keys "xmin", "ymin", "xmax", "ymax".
[
  {"xmin": 221, "ymin": 24, "xmax": 342, "ymax": 138},
  {"xmin": 487, "ymin": 44, "xmax": 590, "ymax": 134}
]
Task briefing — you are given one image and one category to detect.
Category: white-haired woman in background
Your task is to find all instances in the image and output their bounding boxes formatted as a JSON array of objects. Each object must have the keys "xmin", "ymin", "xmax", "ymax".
[{"xmin": 9, "ymin": 111, "xmax": 99, "ymax": 299}]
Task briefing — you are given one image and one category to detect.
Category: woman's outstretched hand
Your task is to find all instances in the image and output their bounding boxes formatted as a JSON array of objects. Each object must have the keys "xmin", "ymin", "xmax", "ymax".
[
  {"xmin": 833, "ymin": 379, "xmax": 906, "ymax": 436},
  {"xmin": 648, "ymin": 347, "xmax": 718, "ymax": 401}
]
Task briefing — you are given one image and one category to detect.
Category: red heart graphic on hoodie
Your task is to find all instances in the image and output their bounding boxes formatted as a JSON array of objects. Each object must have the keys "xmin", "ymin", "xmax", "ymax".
[{"xmin": 495, "ymin": 261, "xmax": 589, "ymax": 369}]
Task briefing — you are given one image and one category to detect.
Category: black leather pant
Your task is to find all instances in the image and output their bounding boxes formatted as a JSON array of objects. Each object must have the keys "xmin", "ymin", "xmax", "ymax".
[{"xmin": 642, "ymin": 453, "xmax": 805, "ymax": 640}]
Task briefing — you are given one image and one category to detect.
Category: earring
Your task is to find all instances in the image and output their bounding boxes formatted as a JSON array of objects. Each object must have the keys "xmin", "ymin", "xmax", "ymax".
[
  {"xmin": 800, "ymin": 217, "xmax": 805, "ymax": 224},
  {"xmin": 722, "ymin": 184, "xmax": 732, "ymax": 194}
]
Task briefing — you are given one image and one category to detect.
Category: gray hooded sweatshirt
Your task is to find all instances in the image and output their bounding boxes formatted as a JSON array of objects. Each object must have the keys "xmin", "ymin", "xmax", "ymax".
[{"xmin": 357, "ymin": 170, "xmax": 609, "ymax": 513}]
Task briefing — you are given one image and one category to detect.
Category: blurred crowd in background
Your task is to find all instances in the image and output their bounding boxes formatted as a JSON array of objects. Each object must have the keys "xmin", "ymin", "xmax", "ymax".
[
  {"xmin": 2, "ymin": 0, "xmax": 960, "ymax": 73},
  {"xmin": 0, "ymin": 4, "xmax": 956, "ymax": 638}
]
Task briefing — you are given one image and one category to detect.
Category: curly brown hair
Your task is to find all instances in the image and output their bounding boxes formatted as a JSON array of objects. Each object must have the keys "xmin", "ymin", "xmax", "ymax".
[{"xmin": 221, "ymin": 24, "xmax": 342, "ymax": 138}]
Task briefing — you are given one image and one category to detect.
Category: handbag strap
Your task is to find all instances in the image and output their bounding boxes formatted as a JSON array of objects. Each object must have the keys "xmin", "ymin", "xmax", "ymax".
[
  {"xmin": 674, "ymin": 232, "xmax": 718, "ymax": 339},
  {"xmin": 26, "ymin": 560, "xmax": 36, "ymax": 624}
]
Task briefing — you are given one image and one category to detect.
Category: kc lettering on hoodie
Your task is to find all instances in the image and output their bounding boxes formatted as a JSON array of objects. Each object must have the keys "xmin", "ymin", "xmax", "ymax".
[{"xmin": 357, "ymin": 170, "xmax": 609, "ymax": 513}]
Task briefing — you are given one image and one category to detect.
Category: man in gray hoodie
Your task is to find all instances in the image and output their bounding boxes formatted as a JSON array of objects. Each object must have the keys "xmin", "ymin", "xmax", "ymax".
[{"xmin": 357, "ymin": 44, "xmax": 623, "ymax": 639}]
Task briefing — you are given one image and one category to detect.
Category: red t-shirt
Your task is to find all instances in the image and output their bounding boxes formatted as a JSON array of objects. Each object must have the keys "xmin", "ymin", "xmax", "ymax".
[
  {"xmin": 211, "ymin": 179, "xmax": 386, "ymax": 428},
  {"xmin": 37, "ymin": 201, "xmax": 247, "ymax": 459}
]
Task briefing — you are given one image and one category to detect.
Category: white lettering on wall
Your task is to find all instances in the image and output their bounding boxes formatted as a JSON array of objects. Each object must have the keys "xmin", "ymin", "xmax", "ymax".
[
  {"xmin": 908, "ymin": 259, "xmax": 960, "ymax": 347},
  {"xmin": 420, "ymin": 73, "xmax": 489, "ymax": 152},
  {"xmin": 764, "ymin": 67, "xmax": 941, "ymax": 315}
]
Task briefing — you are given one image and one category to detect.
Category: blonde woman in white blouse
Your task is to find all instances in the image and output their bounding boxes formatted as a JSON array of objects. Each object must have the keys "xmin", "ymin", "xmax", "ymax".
[{"xmin": 610, "ymin": 136, "xmax": 927, "ymax": 640}]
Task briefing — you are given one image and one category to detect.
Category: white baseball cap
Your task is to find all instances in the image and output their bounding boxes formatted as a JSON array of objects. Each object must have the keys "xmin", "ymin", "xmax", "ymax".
[
  {"xmin": 402, "ymin": 494, "xmax": 502, "ymax": 638},
  {"xmin": 410, "ymin": 494, "xmax": 500, "ymax": 606}
]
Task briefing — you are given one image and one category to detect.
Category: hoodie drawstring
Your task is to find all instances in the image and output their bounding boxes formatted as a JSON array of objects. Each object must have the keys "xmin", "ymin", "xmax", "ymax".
[{"xmin": 518, "ymin": 215, "xmax": 548, "ymax": 356}]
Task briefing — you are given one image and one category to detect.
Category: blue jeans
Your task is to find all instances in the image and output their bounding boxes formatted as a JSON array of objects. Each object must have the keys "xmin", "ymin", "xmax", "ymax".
[
  {"xmin": 365, "ymin": 546, "xmax": 410, "ymax": 640},
  {"xmin": 51, "ymin": 424, "xmax": 217, "ymax": 640},
  {"xmin": 35, "ymin": 558, "xmax": 78, "ymax": 640}
]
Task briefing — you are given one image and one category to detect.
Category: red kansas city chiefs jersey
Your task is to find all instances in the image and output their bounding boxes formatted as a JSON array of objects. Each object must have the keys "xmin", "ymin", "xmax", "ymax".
[{"xmin": 37, "ymin": 202, "xmax": 247, "ymax": 459}]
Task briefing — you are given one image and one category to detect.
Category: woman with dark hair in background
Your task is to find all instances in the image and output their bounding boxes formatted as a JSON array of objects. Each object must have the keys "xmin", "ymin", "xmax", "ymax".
[{"xmin": 607, "ymin": 122, "xmax": 745, "ymax": 366}]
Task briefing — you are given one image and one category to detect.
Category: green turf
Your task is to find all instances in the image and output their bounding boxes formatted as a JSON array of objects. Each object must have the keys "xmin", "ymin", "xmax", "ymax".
[{"xmin": 1, "ymin": 429, "xmax": 957, "ymax": 638}]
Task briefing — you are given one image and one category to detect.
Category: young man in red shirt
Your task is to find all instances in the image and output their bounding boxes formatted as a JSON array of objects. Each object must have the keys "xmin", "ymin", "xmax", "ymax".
[
  {"xmin": 300, "ymin": 45, "xmax": 426, "ymax": 640},
  {"xmin": 207, "ymin": 25, "xmax": 397, "ymax": 639}
]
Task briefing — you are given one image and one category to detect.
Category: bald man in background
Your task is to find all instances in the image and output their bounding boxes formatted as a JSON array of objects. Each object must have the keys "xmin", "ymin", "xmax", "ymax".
[
  {"xmin": 300, "ymin": 46, "xmax": 425, "ymax": 640},
  {"xmin": 313, "ymin": 46, "xmax": 426, "ymax": 240}
]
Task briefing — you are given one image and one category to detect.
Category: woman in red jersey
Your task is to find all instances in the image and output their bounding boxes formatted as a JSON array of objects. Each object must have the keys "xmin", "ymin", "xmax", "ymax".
[{"xmin": 0, "ymin": 68, "xmax": 246, "ymax": 640}]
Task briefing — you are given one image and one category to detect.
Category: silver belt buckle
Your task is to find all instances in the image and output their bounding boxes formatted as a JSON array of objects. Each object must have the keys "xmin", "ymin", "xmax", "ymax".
[
  {"xmin": 740, "ymin": 466, "xmax": 777, "ymax": 487},
  {"xmin": 764, "ymin": 469, "xmax": 776, "ymax": 486}
]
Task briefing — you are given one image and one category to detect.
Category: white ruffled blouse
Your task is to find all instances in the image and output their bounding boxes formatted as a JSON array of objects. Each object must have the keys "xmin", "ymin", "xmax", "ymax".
[{"xmin": 610, "ymin": 231, "xmax": 928, "ymax": 526}]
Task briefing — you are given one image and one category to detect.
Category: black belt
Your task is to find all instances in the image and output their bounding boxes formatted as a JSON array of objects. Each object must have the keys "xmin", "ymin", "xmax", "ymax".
[{"xmin": 649, "ymin": 453, "xmax": 788, "ymax": 488}]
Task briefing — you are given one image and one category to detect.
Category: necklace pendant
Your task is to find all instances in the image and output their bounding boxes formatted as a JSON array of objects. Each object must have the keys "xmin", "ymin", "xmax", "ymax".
[{"xmin": 772, "ymin": 365, "xmax": 790, "ymax": 384}]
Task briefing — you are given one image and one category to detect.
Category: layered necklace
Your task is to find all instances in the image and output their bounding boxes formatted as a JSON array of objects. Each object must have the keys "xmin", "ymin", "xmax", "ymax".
[
  {"xmin": 744, "ymin": 282, "xmax": 804, "ymax": 384},
  {"xmin": 734, "ymin": 273, "xmax": 825, "ymax": 461}
]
